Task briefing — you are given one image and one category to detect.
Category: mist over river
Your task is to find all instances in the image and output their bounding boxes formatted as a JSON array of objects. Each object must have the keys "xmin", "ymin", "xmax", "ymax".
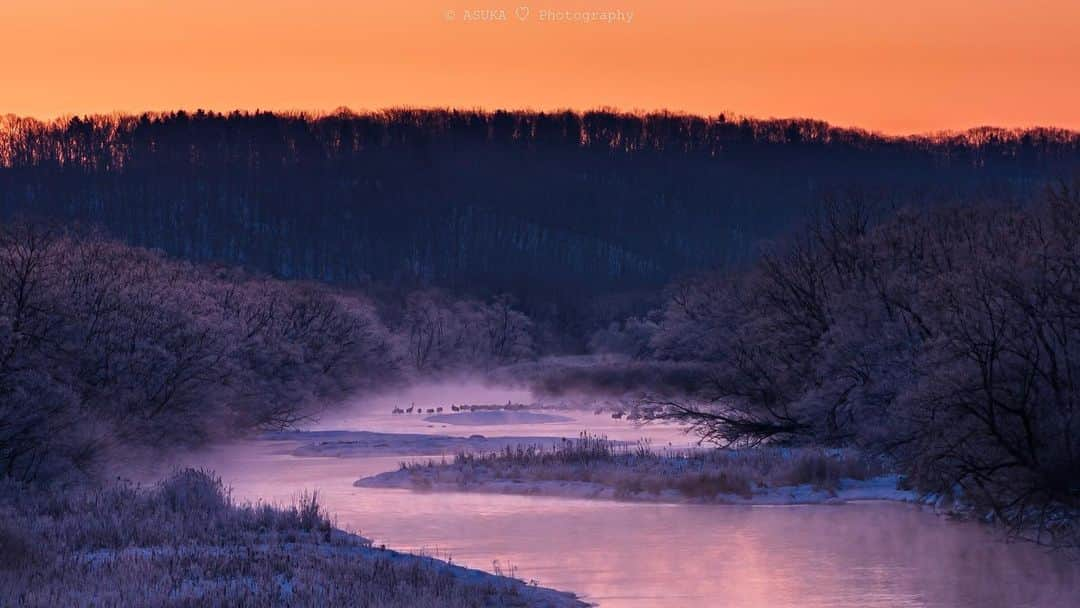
[{"xmin": 175, "ymin": 383, "xmax": 1080, "ymax": 608}]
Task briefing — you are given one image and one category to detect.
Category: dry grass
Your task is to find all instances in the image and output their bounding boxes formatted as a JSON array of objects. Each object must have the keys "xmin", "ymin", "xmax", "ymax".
[
  {"xmin": 398, "ymin": 433, "xmax": 886, "ymax": 500},
  {"xmin": 0, "ymin": 469, "xmax": 582, "ymax": 607}
]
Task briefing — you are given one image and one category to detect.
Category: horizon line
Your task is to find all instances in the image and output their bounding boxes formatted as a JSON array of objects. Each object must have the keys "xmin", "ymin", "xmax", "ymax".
[{"xmin": 5, "ymin": 105, "xmax": 1080, "ymax": 141}]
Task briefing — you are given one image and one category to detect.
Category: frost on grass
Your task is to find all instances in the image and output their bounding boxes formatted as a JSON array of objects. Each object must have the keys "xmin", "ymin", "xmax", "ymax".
[
  {"xmin": 357, "ymin": 433, "xmax": 915, "ymax": 505},
  {"xmin": 0, "ymin": 469, "xmax": 585, "ymax": 608}
]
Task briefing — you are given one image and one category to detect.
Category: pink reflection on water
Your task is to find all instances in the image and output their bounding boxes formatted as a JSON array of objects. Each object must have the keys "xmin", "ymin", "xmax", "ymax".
[{"xmin": 173, "ymin": 389, "xmax": 1080, "ymax": 608}]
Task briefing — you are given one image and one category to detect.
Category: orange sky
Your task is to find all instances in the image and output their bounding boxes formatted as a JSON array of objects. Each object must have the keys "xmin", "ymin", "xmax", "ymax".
[{"xmin": 1, "ymin": 0, "xmax": 1078, "ymax": 134}]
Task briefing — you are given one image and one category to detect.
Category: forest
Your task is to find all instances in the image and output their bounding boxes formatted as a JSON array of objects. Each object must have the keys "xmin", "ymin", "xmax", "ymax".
[
  {"xmin": 602, "ymin": 185, "xmax": 1080, "ymax": 547},
  {"xmin": 1, "ymin": 111, "xmax": 1079, "ymax": 594},
  {"xmin": 0, "ymin": 223, "xmax": 537, "ymax": 483},
  {"xmin": 2, "ymin": 109, "xmax": 1078, "ymax": 336}
]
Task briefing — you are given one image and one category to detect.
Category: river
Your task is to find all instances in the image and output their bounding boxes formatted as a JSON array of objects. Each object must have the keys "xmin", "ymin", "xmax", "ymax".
[{"xmin": 178, "ymin": 384, "xmax": 1080, "ymax": 607}]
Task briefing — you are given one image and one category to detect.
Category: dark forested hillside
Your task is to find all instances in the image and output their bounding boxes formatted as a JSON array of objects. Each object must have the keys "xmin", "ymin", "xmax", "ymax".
[{"xmin": 1, "ymin": 110, "xmax": 1077, "ymax": 305}]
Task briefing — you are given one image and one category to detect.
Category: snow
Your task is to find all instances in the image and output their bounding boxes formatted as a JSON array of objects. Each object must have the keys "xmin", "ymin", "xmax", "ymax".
[
  {"xmin": 423, "ymin": 411, "xmax": 574, "ymax": 425},
  {"xmin": 264, "ymin": 430, "xmax": 584, "ymax": 458},
  {"xmin": 356, "ymin": 469, "xmax": 921, "ymax": 507},
  {"xmin": 78, "ymin": 533, "xmax": 585, "ymax": 607}
]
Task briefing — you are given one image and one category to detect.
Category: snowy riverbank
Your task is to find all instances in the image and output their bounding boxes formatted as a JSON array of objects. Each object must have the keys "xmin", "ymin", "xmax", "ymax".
[
  {"xmin": 265, "ymin": 430, "xmax": 587, "ymax": 458},
  {"xmin": 424, "ymin": 411, "xmax": 574, "ymax": 425},
  {"xmin": 356, "ymin": 468, "xmax": 917, "ymax": 506},
  {"xmin": 354, "ymin": 434, "xmax": 921, "ymax": 507},
  {"xmin": 0, "ymin": 469, "xmax": 587, "ymax": 608}
]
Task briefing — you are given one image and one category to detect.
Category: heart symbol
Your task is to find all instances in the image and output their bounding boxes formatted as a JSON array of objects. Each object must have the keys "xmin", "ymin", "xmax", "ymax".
[{"xmin": 515, "ymin": 6, "xmax": 530, "ymax": 21}]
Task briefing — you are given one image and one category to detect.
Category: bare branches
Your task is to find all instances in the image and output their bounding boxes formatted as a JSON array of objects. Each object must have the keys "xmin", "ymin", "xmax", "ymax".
[
  {"xmin": 0, "ymin": 223, "xmax": 400, "ymax": 482},
  {"xmin": 648, "ymin": 190, "xmax": 1080, "ymax": 547},
  {"xmin": 401, "ymin": 289, "xmax": 534, "ymax": 374}
]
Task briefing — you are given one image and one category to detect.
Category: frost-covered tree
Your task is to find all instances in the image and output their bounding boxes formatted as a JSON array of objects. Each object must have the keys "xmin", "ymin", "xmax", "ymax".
[
  {"xmin": 0, "ymin": 224, "xmax": 399, "ymax": 482},
  {"xmin": 653, "ymin": 188, "xmax": 1080, "ymax": 546},
  {"xmin": 400, "ymin": 290, "xmax": 534, "ymax": 373}
]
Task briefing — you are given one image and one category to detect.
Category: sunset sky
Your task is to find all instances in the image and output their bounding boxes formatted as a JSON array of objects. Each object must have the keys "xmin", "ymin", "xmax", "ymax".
[{"xmin": 2, "ymin": 0, "xmax": 1078, "ymax": 134}]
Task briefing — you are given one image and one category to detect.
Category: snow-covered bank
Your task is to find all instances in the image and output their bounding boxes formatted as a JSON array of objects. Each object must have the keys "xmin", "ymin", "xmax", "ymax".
[
  {"xmin": 356, "ymin": 468, "xmax": 918, "ymax": 506},
  {"xmin": 424, "ymin": 411, "xmax": 574, "ymax": 425},
  {"xmin": 69, "ymin": 534, "xmax": 585, "ymax": 608},
  {"xmin": 0, "ymin": 469, "xmax": 587, "ymax": 608},
  {"xmin": 265, "ymin": 430, "xmax": 585, "ymax": 458},
  {"xmin": 354, "ymin": 434, "xmax": 920, "ymax": 507}
]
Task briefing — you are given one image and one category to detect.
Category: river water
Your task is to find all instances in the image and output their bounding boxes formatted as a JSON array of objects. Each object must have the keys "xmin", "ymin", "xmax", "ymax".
[{"xmin": 179, "ymin": 384, "xmax": 1080, "ymax": 607}]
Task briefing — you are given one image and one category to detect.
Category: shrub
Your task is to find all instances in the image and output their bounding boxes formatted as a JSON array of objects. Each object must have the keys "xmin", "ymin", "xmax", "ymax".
[{"xmin": 157, "ymin": 468, "xmax": 231, "ymax": 514}]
